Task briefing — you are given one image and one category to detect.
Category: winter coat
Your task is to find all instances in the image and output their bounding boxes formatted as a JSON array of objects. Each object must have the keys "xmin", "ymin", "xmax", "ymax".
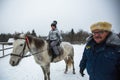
[
  {"xmin": 79, "ymin": 33, "xmax": 120, "ymax": 80},
  {"xmin": 47, "ymin": 28, "xmax": 62, "ymax": 41}
]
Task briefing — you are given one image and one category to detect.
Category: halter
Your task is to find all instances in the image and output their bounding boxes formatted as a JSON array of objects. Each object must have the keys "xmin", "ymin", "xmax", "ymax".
[{"xmin": 10, "ymin": 36, "xmax": 31, "ymax": 58}]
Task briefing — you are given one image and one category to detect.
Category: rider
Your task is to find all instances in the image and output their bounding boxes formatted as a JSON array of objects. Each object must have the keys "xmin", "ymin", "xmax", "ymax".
[{"xmin": 47, "ymin": 20, "xmax": 63, "ymax": 58}]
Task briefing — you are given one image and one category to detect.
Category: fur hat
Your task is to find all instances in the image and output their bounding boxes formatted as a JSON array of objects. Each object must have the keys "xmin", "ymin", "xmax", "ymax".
[{"xmin": 90, "ymin": 22, "xmax": 112, "ymax": 32}]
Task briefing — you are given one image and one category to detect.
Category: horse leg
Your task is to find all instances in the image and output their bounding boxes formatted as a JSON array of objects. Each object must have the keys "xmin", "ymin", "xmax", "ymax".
[
  {"xmin": 41, "ymin": 66, "xmax": 47, "ymax": 80},
  {"xmin": 64, "ymin": 58, "xmax": 68, "ymax": 74},
  {"xmin": 47, "ymin": 71, "xmax": 50, "ymax": 80},
  {"xmin": 41, "ymin": 64, "xmax": 50, "ymax": 80},
  {"xmin": 64, "ymin": 56, "xmax": 75, "ymax": 74},
  {"xmin": 65, "ymin": 64, "xmax": 68, "ymax": 74},
  {"xmin": 71, "ymin": 56, "xmax": 75, "ymax": 74}
]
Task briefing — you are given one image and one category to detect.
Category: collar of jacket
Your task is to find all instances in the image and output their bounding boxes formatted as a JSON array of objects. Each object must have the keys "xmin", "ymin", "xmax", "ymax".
[
  {"xmin": 106, "ymin": 33, "xmax": 120, "ymax": 47},
  {"xmin": 51, "ymin": 28, "xmax": 58, "ymax": 31}
]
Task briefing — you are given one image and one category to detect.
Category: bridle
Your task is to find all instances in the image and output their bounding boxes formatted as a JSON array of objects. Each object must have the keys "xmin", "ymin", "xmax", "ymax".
[{"xmin": 10, "ymin": 37, "xmax": 33, "ymax": 58}]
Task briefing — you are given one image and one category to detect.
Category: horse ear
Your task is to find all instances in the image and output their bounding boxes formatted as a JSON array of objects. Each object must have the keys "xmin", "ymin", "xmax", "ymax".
[
  {"xmin": 19, "ymin": 34, "xmax": 26, "ymax": 38},
  {"xmin": 14, "ymin": 33, "xmax": 25, "ymax": 40}
]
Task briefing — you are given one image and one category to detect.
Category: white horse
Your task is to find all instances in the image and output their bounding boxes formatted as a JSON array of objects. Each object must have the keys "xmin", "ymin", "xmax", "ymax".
[{"xmin": 9, "ymin": 34, "xmax": 75, "ymax": 80}]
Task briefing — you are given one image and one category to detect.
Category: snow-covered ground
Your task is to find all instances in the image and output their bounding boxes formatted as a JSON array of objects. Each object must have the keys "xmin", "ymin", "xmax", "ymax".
[{"xmin": 0, "ymin": 44, "xmax": 89, "ymax": 80}]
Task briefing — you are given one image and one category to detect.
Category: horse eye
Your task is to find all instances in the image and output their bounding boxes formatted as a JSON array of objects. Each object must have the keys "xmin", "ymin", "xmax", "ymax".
[{"xmin": 20, "ymin": 44, "xmax": 23, "ymax": 46}]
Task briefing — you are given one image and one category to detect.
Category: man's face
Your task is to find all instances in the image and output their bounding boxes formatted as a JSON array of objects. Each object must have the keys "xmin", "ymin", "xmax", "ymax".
[{"xmin": 92, "ymin": 30, "xmax": 109, "ymax": 43}]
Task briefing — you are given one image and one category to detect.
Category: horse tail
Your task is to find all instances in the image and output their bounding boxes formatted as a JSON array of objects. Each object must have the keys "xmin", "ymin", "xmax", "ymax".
[
  {"xmin": 67, "ymin": 56, "xmax": 72, "ymax": 68},
  {"xmin": 67, "ymin": 46, "xmax": 74, "ymax": 68}
]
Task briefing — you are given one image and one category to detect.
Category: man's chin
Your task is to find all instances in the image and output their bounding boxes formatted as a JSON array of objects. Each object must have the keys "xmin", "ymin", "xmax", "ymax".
[{"xmin": 95, "ymin": 39, "xmax": 103, "ymax": 44}]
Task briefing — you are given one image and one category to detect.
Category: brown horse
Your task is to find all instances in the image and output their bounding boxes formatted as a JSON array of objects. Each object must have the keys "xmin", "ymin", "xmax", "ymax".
[{"xmin": 9, "ymin": 34, "xmax": 75, "ymax": 80}]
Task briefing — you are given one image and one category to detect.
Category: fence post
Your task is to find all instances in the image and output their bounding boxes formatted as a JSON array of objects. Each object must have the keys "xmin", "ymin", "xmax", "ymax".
[
  {"xmin": 0, "ymin": 42, "xmax": 13, "ymax": 58},
  {"xmin": 2, "ymin": 44, "xmax": 4, "ymax": 56}
]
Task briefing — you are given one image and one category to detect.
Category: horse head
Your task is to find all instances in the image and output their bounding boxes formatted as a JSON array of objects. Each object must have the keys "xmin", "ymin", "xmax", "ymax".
[{"xmin": 9, "ymin": 34, "xmax": 29, "ymax": 66}]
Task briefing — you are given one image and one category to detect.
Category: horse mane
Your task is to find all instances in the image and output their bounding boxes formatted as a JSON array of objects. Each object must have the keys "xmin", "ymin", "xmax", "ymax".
[{"xmin": 27, "ymin": 35, "xmax": 45, "ymax": 49}]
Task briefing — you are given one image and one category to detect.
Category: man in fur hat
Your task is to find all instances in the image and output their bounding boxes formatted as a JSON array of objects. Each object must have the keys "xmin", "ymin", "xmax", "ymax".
[{"xmin": 79, "ymin": 21, "xmax": 120, "ymax": 80}]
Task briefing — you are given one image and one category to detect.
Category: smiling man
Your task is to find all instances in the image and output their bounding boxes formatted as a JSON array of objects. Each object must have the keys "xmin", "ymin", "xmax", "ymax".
[
  {"xmin": 79, "ymin": 22, "xmax": 120, "ymax": 80},
  {"xmin": 91, "ymin": 22, "xmax": 112, "ymax": 44}
]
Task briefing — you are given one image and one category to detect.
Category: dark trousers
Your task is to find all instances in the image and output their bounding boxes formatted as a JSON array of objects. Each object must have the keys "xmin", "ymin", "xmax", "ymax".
[{"xmin": 50, "ymin": 40, "xmax": 59, "ymax": 56}]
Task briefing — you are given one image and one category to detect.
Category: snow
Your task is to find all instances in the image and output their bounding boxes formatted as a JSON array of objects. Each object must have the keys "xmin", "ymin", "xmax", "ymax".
[{"xmin": 0, "ymin": 44, "xmax": 89, "ymax": 80}]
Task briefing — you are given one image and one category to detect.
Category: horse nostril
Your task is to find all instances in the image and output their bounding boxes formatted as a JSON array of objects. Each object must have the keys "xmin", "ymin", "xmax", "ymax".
[{"xmin": 12, "ymin": 61, "xmax": 15, "ymax": 66}]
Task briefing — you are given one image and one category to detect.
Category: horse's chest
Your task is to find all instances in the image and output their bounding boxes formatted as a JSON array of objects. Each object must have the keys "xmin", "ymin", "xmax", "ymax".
[
  {"xmin": 34, "ymin": 55, "xmax": 43, "ymax": 64},
  {"xmin": 34, "ymin": 54, "xmax": 49, "ymax": 66}
]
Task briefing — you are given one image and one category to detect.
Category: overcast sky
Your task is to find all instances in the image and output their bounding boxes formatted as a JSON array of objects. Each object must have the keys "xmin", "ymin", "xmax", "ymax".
[{"xmin": 0, "ymin": 0, "xmax": 120, "ymax": 36}]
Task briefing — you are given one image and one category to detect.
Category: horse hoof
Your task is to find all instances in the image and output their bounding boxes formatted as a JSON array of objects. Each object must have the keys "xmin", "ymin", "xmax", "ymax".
[
  {"xmin": 64, "ymin": 71, "xmax": 67, "ymax": 74},
  {"xmin": 73, "ymin": 72, "xmax": 76, "ymax": 74}
]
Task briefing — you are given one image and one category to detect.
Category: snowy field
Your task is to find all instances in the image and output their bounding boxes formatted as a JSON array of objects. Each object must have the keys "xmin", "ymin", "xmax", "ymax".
[{"xmin": 0, "ymin": 44, "xmax": 89, "ymax": 80}]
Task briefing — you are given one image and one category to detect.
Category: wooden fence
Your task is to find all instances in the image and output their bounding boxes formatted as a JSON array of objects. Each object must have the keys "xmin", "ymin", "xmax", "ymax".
[{"xmin": 0, "ymin": 42, "xmax": 13, "ymax": 58}]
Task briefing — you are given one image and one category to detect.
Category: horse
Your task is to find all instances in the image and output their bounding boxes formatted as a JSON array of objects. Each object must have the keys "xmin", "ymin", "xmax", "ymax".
[{"xmin": 9, "ymin": 34, "xmax": 75, "ymax": 80}]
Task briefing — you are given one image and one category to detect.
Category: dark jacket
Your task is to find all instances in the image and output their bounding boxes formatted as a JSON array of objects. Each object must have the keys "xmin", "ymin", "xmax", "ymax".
[{"xmin": 79, "ymin": 33, "xmax": 120, "ymax": 80}]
